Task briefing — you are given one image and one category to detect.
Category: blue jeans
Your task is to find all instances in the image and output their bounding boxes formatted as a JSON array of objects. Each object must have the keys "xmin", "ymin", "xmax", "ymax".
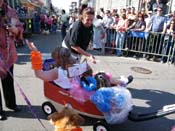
[
  {"xmin": 33, "ymin": 22, "xmax": 40, "ymax": 34},
  {"xmin": 115, "ymin": 32, "xmax": 126, "ymax": 56},
  {"xmin": 161, "ymin": 35, "xmax": 173, "ymax": 63},
  {"xmin": 106, "ymin": 29, "xmax": 111, "ymax": 47},
  {"xmin": 52, "ymin": 24, "xmax": 57, "ymax": 33},
  {"xmin": 61, "ymin": 25, "xmax": 67, "ymax": 41}
]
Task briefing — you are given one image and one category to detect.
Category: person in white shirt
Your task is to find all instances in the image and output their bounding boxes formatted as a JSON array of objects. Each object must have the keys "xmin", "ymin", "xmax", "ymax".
[{"xmin": 93, "ymin": 15, "xmax": 105, "ymax": 51}]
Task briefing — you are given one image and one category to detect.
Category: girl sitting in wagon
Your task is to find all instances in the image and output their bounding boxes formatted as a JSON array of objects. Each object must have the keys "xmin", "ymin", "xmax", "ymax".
[{"xmin": 26, "ymin": 40, "xmax": 133, "ymax": 102}]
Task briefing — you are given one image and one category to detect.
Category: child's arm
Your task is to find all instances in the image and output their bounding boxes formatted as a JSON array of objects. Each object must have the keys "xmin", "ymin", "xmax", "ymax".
[
  {"xmin": 26, "ymin": 39, "xmax": 58, "ymax": 81},
  {"xmin": 34, "ymin": 69, "xmax": 58, "ymax": 82}
]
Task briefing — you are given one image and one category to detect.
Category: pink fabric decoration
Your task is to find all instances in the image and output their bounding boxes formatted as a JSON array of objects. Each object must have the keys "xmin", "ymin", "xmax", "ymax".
[
  {"xmin": 69, "ymin": 79, "xmax": 95, "ymax": 104},
  {"xmin": 105, "ymin": 72, "xmax": 112, "ymax": 80}
]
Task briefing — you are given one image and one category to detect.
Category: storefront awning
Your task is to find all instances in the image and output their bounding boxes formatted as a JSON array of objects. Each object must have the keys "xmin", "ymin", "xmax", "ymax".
[{"xmin": 20, "ymin": 0, "xmax": 43, "ymax": 7}]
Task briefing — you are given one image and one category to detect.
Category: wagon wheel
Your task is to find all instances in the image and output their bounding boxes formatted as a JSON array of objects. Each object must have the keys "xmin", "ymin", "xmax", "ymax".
[
  {"xmin": 93, "ymin": 120, "xmax": 110, "ymax": 131},
  {"xmin": 42, "ymin": 101, "xmax": 56, "ymax": 116}
]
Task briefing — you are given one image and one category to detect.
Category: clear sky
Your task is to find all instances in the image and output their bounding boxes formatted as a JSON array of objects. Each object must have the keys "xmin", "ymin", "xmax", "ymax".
[{"xmin": 52, "ymin": 0, "xmax": 77, "ymax": 13}]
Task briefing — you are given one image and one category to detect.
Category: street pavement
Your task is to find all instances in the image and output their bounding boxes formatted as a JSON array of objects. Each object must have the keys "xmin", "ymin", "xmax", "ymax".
[{"xmin": 0, "ymin": 32, "xmax": 175, "ymax": 131}]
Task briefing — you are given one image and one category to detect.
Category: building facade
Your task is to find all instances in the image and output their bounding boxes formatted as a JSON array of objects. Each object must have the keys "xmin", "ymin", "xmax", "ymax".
[
  {"xmin": 40, "ymin": 0, "xmax": 52, "ymax": 14},
  {"xmin": 89, "ymin": 0, "xmax": 140, "ymax": 13},
  {"xmin": 89, "ymin": 0, "xmax": 172, "ymax": 14},
  {"xmin": 171, "ymin": 0, "xmax": 175, "ymax": 12}
]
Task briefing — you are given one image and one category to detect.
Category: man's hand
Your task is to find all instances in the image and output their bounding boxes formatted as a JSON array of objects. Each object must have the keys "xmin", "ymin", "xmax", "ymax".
[{"xmin": 89, "ymin": 55, "xmax": 96, "ymax": 64}]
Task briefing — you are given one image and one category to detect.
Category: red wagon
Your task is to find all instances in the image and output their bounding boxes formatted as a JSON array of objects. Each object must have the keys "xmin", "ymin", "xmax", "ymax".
[
  {"xmin": 41, "ymin": 59, "xmax": 175, "ymax": 131},
  {"xmin": 42, "ymin": 81, "xmax": 103, "ymax": 119}
]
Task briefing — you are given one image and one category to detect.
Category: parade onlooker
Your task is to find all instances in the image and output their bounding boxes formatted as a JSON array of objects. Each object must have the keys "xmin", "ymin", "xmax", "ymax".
[
  {"xmin": 44, "ymin": 15, "xmax": 49, "ymax": 32},
  {"xmin": 146, "ymin": 7, "xmax": 167, "ymax": 61},
  {"xmin": 0, "ymin": 0, "xmax": 23, "ymax": 120},
  {"xmin": 79, "ymin": 0, "xmax": 88, "ymax": 15},
  {"xmin": 167, "ymin": 11, "xmax": 175, "ymax": 36},
  {"xmin": 103, "ymin": 10, "xmax": 114, "ymax": 50},
  {"xmin": 145, "ymin": 11, "xmax": 153, "ymax": 31},
  {"xmin": 127, "ymin": 7, "xmax": 137, "ymax": 28},
  {"xmin": 110, "ymin": 9, "xmax": 119, "ymax": 53},
  {"xmin": 62, "ymin": 7, "xmax": 96, "ymax": 64},
  {"xmin": 146, "ymin": 0, "xmax": 153, "ymax": 12},
  {"xmin": 93, "ymin": 15, "xmax": 105, "ymax": 51},
  {"xmin": 69, "ymin": 14, "xmax": 78, "ymax": 29},
  {"xmin": 99, "ymin": 7, "xmax": 105, "ymax": 18},
  {"xmin": 126, "ymin": 7, "xmax": 131, "ymax": 15},
  {"xmin": 59, "ymin": 9, "xmax": 69, "ymax": 41},
  {"xmin": 162, "ymin": 11, "xmax": 175, "ymax": 63},
  {"xmin": 130, "ymin": 12, "xmax": 146, "ymax": 58},
  {"xmin": 115, "ymin": 13, "xmax": 128, "ymax": 56},
  {"xmin": 33, "ymin": 12, "xmax": 40, "ymax": 34},
  {"xmin": 141, "ymin": 8, "xmax": 147, "ymax": 18},
  {"xmin": 52, "ymin": 16, "xmax": 58, "ymax": 33},
  {"xmin": 130, "ymin": 12, "xmax": 146, "ymax": 32},
  {"xmin": 144, "ymin": 10, "xmax": 153, "ymax": 57},
  {"xmin": 120, "ymin": 8, "xmax": 126, "ymax": 15},
  {"xmin": 152, "ymin": 0, "xmax": 164, "ymax": 14},
  {"xmin": 40, "ymin": 13, "xmax": 46, "ymax": 33},
  {"xmin": 47, "ymin": 15, "xmax": 53, "ymax": 33}
]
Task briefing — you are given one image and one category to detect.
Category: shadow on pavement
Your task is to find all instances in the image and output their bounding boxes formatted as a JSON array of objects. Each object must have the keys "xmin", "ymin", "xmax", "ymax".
[
  {"xmin": 129, "ymin": 88, "xmax": 175, "ymax": 113},
  {"xmin": 82, "ymin": 88, "xmax": 175, "ymax": 131},
  {"xmin": 5, "ymin": 105, "xmax": 47, "ymax": 120},
  {"xmin": 109, "ymin": 88, "xmax": 175, "ymax": 131}
]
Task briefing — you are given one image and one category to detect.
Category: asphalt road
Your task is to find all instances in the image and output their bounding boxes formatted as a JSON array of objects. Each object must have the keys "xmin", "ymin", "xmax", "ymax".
[{"xmin": 0, "ymin": 32, "xmax": 175, "ymax": 131}]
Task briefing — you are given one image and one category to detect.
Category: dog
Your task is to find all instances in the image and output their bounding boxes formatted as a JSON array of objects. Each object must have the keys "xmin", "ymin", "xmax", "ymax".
[
  {"xmin": 48, "ymin": 107, "xmax": 84, "ymax": 131},
  {"xmin": 94, "ymin": 72, "xmax": 111, "ymax": 89}
]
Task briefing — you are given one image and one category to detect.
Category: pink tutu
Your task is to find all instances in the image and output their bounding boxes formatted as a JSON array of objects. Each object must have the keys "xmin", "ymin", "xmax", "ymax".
[{"xmin": 69, "ymin": 79, "xmax": 95, "ymax": 104}]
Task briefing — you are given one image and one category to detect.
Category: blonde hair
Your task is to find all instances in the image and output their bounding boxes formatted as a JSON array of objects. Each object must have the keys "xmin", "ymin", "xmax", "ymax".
[{"xmin": 51, "ymin": 47, "xmax": 76, "ymax": 70}]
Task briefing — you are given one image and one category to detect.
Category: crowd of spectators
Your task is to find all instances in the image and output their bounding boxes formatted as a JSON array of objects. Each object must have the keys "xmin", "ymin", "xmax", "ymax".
[
  {"xmin": 15, "ymin": 0, "xmax": 175, "ymax": 64},
  {"xmin": 92, "ymin": 1, "xmax": 175, "ymax": 64}
]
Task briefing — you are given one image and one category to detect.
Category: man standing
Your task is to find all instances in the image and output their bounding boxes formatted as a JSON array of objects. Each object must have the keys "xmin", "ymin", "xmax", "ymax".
[
  {"xmin": 60, "ymin": 9, "xmax": 69, "ymax": 41},
  {"xmin": 146, "ymin": 7, "xmax": 167, "ymax": 61},
  {"xmin": 62, "ymin": 7, "xmax": 96, "ymax": 64}
]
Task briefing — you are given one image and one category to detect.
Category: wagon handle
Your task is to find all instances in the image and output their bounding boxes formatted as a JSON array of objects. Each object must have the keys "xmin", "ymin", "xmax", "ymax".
[{"xmin": 128, "ymin": 104, "xmax": 175, "ymax": 122}]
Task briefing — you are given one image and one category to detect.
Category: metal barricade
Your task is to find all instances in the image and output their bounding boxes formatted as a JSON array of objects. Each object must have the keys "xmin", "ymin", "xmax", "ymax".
[{"xmin": 103, "ymin": 29, "xmax": 175, "ymax": 64}]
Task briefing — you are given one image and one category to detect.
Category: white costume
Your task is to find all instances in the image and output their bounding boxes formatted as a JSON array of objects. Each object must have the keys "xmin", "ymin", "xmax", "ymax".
[
  {"xmin": 53, "ymin": 67, "xmax": 72, "ymax": 89},
  {"xmin": 53, "ymin": 62, "xmax": 87, "ymax": 89}
]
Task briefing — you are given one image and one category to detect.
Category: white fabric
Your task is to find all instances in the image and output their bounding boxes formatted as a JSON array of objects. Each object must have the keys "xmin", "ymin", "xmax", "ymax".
[
  {"xmin": 53, "ymin": 62, "xmax": 87, "ymax": 89},
  {"xmin": 93, "ymin": 19, "xmax": 105, "ymax": 49},
  {"xmin": 68, "ymin": 62, "xmax": 87, "ymax": 77},
  {"xmin": 119, "ymin": 75, "xmax": 129, "ymax": 84},
  {"xmin": 53, "ymin": 67, "xmax": 72, "ymax": 89}
]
